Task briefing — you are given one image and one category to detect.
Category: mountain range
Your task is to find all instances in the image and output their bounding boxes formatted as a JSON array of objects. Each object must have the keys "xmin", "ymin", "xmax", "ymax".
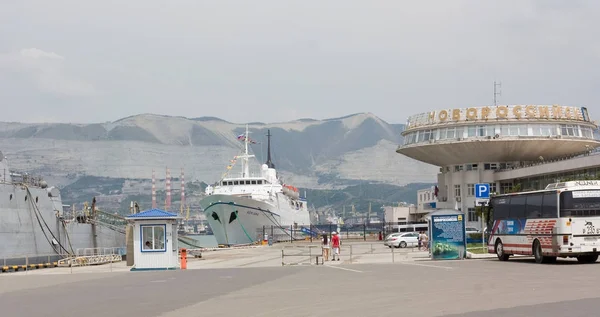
[{"xmin": 0, "ymin": 113, "xmax": 438, "ymax": 189}]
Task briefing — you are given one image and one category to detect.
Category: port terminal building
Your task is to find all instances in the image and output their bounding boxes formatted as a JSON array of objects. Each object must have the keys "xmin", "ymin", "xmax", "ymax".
[{"xmin": 396, "ymin": 105, "xmax": 600, "ymax": 230}]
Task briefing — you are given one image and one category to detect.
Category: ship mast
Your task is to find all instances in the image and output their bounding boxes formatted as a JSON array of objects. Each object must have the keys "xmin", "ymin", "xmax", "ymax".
[
  {"xmin": 265, "ymin": 129, "xmax": 275, "ymax": 168},
  {"xmin": 240, "ymin": 124, "xmax": 255, "ymax": 178}
]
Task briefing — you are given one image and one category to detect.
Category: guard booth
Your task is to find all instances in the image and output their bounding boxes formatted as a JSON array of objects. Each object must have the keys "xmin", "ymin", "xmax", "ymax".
[
  {"xmin": 425, "ymin": 209, "xmax": 467, "ymax": 260},
  {"xmin": 125, "ymin": 209, "xmax": 181, "ymax": 271}
]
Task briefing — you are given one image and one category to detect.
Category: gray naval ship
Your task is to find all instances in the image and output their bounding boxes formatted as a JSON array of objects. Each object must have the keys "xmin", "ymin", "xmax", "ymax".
[{"xmin": 0, "ymin": 150, "xmax": 126, "ymax": 265}]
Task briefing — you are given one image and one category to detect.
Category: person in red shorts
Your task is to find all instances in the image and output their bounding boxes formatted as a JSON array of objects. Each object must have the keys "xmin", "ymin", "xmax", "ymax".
[{"xmin": 331, "ymin": 231, "xmax": 341, "ymax": 261}]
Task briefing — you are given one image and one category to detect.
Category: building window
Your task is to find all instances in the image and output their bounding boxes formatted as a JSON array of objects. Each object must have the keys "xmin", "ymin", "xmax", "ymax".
[
  {"xmin": 447, "ymin": 128, "xmax": 456, "ymax": 139},
  {"xmin": 454, "ymin": 185, "xmax": 461, "ymax": 198},
  {"xmin": 467, "ymin": 126, "xmax": 476, "ymax": 137},
  {"xmin": 466, "ymin": 164, "xmax": 478, "ymax": 171},
  {"xmin": 560, "ymin": 124, "xmax": 576, "ymax": 136},
  {"xmin": 468, "ymin": 208, "xmax": 479, "ymax": 222},
  {"xmin": 454, "ymin": 165, "xmax": 463, "ymax": 172},
  {"xmin": 141, "ymin": 225, "xmax": 166, "ymax": 252},
  {"xmin": 490, "ymin": 183, "xmax": 497, "ymax": 194},
  {"xmin": 467, "ymin": 184, "xmax": 475, "ymax": 196},
  {"xmin": 500, "ymin": 182, "xmax": 513, "ymax": 194}
]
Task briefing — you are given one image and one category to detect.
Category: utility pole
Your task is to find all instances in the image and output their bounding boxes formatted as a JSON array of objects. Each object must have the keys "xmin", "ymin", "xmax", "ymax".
[{"xmin": 493, "ymin": 81, "xmax": 502, "ymax": 107}]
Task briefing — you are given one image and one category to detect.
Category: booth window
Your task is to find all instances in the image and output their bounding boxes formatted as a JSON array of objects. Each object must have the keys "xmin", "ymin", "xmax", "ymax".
[{"xmin": 141, "ymin": 225, "xmax": 166, "ymax": 252}]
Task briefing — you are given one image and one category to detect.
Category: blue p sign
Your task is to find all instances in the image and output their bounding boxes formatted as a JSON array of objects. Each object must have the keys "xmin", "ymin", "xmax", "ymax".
[{"xmin": 475, "ymin": 183, "xmax": 490, "ymax": 199}]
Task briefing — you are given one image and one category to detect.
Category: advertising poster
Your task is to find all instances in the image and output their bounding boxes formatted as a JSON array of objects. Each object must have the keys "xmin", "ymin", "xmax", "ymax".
[{"xmin": 430, "ymin": 214, "xmax": 466, "ymax": 260}]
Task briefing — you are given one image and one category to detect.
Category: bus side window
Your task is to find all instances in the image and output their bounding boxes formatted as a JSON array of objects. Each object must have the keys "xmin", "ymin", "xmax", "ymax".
[
  {"xmin": 525, "ymin": 193, "xmax": 543, "ymax": 219},
  {"xmin": 493, "ymin": 197, "xmax": 510, "ymax": 220},
  {"xmin": 542, "ymin": 192, "xmax": 558, "ymax": 218},
  {"xmin": 509, "ymin": 195, "xmax": 526, "ymax": 219}
]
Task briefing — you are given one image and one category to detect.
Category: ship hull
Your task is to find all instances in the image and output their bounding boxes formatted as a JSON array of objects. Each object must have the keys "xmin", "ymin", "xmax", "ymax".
[
  {"xmin": 0, "ymin": 183, "xmax": 126, "ymax": 264},
  {"xmin": 200, "ymin": 194, "xmax": 307, "ymax": 246}
]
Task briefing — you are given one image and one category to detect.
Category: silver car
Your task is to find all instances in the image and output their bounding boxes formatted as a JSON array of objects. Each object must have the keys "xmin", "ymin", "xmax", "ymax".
[{"xmin": 384, "ymin": 232, "xmax": 419, "ymax": 248}]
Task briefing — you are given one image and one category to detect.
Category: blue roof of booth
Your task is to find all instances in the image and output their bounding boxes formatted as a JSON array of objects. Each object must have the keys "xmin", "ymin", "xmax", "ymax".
[{"xmin": 125, "ymin": 209, "xmax": 180, "ymax": 219}]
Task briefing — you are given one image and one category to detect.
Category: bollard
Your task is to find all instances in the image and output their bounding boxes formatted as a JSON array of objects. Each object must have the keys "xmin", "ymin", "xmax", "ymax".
[
  {"xmin": 391, "ymin": 246, "xmax": 395, "ymax": 263},
  {"xmin": 350, "ymin": 244, "xmax": 353, "ymax": 263},
  {"xmin": 180, "ymin": 248, "xmax": 187, "ymax": 270}
]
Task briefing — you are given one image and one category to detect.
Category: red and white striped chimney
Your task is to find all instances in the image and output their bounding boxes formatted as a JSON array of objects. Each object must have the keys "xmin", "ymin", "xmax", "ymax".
[
  {"xmin": 152, "ymin": 169, "xmax": 157, "ymax": 209},
  {"xmin": 180, "ymin": 168, "xmax": 185, "ymax": 215},
  {"xmin": 166, "ymin": 167, "xmax": 171, "ymax": 210}
]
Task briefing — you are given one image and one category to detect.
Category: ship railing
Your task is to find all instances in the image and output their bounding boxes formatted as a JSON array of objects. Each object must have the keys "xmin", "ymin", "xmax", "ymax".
[{"xmin": 2, "ymin": 252, "xmax": 70, "ymax": 269}]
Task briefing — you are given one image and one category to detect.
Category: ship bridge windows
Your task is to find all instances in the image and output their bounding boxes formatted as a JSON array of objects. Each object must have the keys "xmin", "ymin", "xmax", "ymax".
[{"xmin": 222, "ymin": 179, "xmax": 265, "ymax": 186}]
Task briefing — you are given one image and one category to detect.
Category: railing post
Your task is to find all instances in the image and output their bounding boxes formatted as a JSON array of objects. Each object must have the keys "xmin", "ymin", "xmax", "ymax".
[
  {"xmin": 350, "ymin": 244, "xmax": 353, "ymax": 263},
  {"xmin": 363, "ymin": 224, "xmax": 366, "ymax": 241}
]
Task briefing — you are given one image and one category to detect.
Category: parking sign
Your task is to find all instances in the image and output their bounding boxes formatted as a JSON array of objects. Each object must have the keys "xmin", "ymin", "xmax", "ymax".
[{"xmin": 475, "ymin": 183, "xmax": 490, "ymax": 199}]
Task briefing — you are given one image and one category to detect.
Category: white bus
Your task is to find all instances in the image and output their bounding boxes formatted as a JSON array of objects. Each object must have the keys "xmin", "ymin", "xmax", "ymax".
[{"xmin": 488, "ymin": 180, "xmax": 600, "ymax": 264}]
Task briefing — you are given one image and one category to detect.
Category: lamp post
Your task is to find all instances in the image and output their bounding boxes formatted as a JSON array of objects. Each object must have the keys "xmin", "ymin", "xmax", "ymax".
[{"xmin": 478, "ymin": 201, "xmax": 488, "ymax": 250}]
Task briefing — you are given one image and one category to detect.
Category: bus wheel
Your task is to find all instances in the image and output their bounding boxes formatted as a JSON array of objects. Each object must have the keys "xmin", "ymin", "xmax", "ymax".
[
  {"xmin": 533, "ymin": 240, "xmax": 543, "ymax": 263},
  {"xmin": 495, "ymin": 240, "xmax": 509, "ymax": 261}
]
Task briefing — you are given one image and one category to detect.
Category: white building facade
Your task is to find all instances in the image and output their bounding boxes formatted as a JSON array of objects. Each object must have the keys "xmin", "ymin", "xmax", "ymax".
[{"xmin": 417, "ymin": 187, "xmax": 437, "ymax": 215}]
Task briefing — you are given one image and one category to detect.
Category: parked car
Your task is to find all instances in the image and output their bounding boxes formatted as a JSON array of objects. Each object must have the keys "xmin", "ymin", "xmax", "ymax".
[
  {"xmin": 465, "ymin": 227, "xmax": 480, "ymax": 234},
  {"xmin": 384, "ymin": 232, "xmax": 419, "ymax": 248}
]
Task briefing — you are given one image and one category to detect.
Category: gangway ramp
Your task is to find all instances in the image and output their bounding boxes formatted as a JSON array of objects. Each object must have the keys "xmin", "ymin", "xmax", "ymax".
[{"xmin": 57, "ymin": 248, "xmax": 122, "ymax": 267}]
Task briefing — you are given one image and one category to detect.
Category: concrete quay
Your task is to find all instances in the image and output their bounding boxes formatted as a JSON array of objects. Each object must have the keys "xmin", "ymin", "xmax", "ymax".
[{"xmin": 2, "ymin": 241, "xmax": 600, "ymax": 317}]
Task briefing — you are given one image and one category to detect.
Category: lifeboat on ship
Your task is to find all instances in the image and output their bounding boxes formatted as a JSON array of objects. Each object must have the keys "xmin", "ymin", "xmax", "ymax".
[{"xmin": 282, "ymin": 184, "xmax": 300, "ymax": 200}]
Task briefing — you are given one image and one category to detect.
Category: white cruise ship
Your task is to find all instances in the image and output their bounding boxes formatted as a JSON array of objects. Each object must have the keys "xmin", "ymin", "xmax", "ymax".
[{"xmin": 199, "ymin": 127, "xmax": 311, "ymax": 246}]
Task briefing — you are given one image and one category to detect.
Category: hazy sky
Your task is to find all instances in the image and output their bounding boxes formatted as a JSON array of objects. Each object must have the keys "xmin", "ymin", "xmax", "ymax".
[{"xmin": 1, "ymin": 0, "xmax": 599, "ymax": 124}]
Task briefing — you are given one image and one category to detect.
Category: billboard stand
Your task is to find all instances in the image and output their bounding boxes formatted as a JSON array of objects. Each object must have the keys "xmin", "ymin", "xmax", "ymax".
[{"xmin": 429, "ymin": 213, "xmax": 467, "ymax": 260}]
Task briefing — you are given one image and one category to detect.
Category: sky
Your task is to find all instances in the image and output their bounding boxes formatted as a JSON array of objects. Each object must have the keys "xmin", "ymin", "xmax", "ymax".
[{"xmin": 1, "ymin": 0, "xmax": 599, "ymax": 124}]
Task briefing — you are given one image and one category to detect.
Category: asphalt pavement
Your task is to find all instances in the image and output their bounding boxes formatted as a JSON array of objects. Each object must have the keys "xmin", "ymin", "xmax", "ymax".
[{"xmin": 1, "ymin": 256, "xmax": 599, "ymax": 317}]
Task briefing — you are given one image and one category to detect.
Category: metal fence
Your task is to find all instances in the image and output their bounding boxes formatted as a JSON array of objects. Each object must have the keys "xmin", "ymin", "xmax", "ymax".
[
  {"xmin": 258, "ymin": 223, "xmax": 408, "ymax": 244},
  {"xmin": 281, "ymin": 242, "xmax": 428, "ymax": 266}
]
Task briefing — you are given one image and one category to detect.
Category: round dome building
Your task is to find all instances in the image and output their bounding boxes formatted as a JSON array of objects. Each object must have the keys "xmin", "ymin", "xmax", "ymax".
[{"xmin": 397, "ymin": 105, "xmax": 599, "ymax": 229}]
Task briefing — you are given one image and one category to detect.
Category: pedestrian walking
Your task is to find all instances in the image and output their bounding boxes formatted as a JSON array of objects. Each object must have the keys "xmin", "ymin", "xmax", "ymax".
[
  {"xmin": 331, "ymin": 231, "xmax": 341, "ymax": 261},
  {"xmin": 321, "ymin": 233, "xmax": 330, "ymax": 261}
]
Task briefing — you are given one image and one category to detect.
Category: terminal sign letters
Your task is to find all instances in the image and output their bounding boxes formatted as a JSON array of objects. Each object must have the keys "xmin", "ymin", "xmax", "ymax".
[{"xmin": 407, "ymin": 105, "xmax": 590, "ymax": 128}]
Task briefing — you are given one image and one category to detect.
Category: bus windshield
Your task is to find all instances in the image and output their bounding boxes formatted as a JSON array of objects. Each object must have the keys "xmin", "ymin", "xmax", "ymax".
[{"xmin": 560, "ymin": 190, "xmax": 600, "ymax": 217}]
